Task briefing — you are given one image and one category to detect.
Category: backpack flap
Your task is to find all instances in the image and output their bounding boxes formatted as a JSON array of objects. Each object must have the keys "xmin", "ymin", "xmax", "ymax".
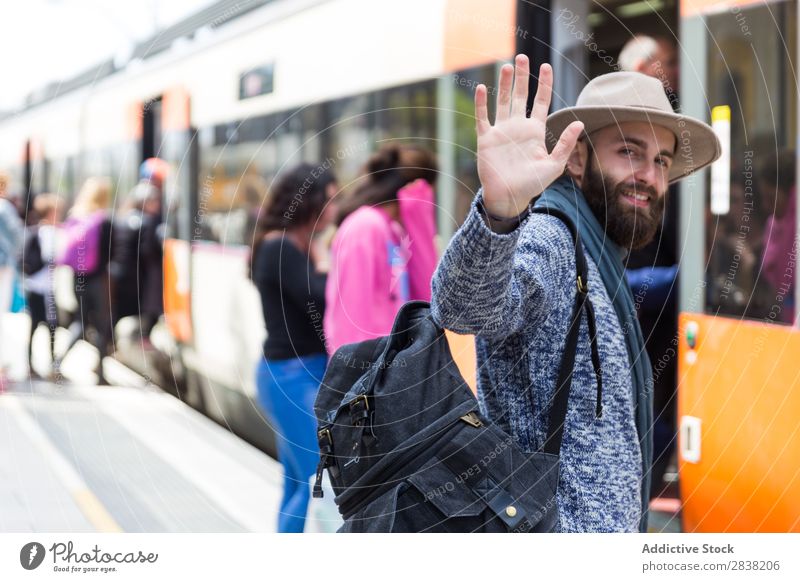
[
  {"xmin": 406, "ymin": 421, "xmax": 561, "ymax": 532},
  {"xmin": 406, "ymin": 456, "xmax": 486, "ymax": 519},
  {"xmin": 314, "ymin": 301, "xmax": 479, "ymax": 502}
]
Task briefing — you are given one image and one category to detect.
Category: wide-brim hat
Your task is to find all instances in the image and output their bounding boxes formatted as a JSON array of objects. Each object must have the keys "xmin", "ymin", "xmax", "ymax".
[{"xmin": 546, "ymin": 71, "xmax": 721, "ymax": 183}]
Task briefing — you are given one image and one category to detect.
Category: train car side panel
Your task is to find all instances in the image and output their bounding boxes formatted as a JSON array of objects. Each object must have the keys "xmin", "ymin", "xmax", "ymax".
[{"xmin": 678, "ymin": 312, "xmax": 800, "ymax": 532}]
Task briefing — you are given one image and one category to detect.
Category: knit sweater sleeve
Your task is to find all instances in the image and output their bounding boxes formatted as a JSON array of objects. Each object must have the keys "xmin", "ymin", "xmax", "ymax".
[{"xmin": 431, "ymin": 191, "xmax": 571, "ymax": 340}]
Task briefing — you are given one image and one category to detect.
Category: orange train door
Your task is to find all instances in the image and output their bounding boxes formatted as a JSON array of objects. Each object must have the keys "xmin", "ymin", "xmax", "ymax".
[
  {"xmin": 160, "ymin": 87, "xmax": 194, "ymax": 344},
  {"xmin": 677, "ymin": 0, "xmax": 799, "ymax": 532},
  {"xmin": 678, "ymin": 314, "xmax": 800, "ymax": 532}
]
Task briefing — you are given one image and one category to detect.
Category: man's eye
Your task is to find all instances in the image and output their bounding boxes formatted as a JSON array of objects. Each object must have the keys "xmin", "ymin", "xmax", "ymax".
[
  {"xmin": 657, "ymin": 158, "xmax": 671, "ymax": 168},
  {"xmin": 620, "ymin": 148, "xmax": 635, "ymax": 156}
]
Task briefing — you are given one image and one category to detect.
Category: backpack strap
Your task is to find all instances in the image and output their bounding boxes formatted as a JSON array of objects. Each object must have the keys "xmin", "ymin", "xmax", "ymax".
[
  {"xmin": 313, "ymin": 337, "xmax": 385, "ymax": 498},
  {"xmin": 529, "ymin": 207, "xmax": 604, "ymax": 456},
  {"xmin": 331, "ymin": 337, "xmax": 385, "ymax": 398}
]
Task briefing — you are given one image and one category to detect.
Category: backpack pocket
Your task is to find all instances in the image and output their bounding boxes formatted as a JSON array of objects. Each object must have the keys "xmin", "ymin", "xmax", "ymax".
[
  {"xmin": 406, "ymin": 456, "xmax": 487, "ymax": 521},
  {"xmin": 338, "ymin": 482, "xmax": 407, "ymax": 533},
  {"xmin": 340, "ymin": 422, "xmax": 561, "ymax": 533},
  {"xmin": 340, "ymin": 471, "xmax": 485, "ymax": 533}
]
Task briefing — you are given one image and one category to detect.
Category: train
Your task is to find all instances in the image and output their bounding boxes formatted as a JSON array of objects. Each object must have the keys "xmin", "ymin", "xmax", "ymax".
[{"xmin": 1, "ymin": 0, "xmax": 798, "ymax": 532}]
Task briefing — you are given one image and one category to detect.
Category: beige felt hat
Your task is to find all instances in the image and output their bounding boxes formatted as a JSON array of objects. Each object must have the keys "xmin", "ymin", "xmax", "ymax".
[{"xmin": 546, "ymin": 71, "xmax": 721, "ymax": 183}]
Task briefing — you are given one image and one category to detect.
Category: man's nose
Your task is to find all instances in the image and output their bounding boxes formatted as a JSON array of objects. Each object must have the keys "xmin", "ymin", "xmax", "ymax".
[{"xmin": 633, "ymin": 161, "xmax": 659, "ymax": 190}]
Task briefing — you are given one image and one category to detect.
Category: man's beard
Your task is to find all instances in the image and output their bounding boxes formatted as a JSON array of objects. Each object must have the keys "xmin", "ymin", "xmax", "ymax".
[{"xmin": 581, "ymin": 163, "xmax": 666, "ymax": 251}]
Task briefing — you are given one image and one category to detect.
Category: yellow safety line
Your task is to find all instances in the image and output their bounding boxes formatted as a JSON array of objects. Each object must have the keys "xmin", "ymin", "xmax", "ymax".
[
  {"xmin": 4, "ymin": 395, "xmax": 124, "ymax": 533},
  {"xmin": 72, "ymin": 489, "xmax": 123, "ymax": 533}
]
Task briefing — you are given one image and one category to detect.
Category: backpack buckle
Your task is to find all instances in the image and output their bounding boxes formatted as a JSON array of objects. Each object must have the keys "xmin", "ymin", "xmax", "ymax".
[
  {"xmin": 577, "ymin": 275, "xmax": 588, "ymax": 295},
  {"xmin": 314, "ymin": 427, "xmax": 337, "ymax": 498},
  {"xmin": 348, "ymin": 394, "xmax": 370, "ymax": 425},
  {"xmin": 347, "ymin": 394, "xmax": 378, "ymax": 459},
  {"xmin": 318, "ymin": 428, "xmax": 333, "ymax": 453}
]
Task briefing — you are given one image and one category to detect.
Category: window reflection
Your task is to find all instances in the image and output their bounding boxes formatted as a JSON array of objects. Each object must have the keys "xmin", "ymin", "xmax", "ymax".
[
  {"xmin": 196, "ymin": 80, "xmax": 438, "ymax": 245},
  {"xmin": 705, "ymin": 1, "xmax": 797, "ymax": 324}
]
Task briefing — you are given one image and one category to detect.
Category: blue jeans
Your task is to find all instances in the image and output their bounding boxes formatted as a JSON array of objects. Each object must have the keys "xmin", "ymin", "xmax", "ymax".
[{"xmin": 256, "ymin": 353, "xmax": 327, "ymax": 533}]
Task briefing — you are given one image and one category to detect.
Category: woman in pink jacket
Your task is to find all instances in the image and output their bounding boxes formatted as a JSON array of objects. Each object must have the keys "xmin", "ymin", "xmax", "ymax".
[{"xmin": 324, "ymin": 145, "xmax": 438, "ymax": 353}]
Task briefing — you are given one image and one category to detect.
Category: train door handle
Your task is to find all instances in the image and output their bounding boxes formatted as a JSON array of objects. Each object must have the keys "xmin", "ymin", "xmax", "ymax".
[{"xmin": 679, "ymin": 416, "xmax": 702, "ymax": 463}]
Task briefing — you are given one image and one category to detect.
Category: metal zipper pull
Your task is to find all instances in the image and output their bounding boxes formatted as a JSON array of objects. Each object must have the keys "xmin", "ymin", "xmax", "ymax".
[{"xmin": 460, "ymin": 411, "xmax": 483, "ymax": 427}]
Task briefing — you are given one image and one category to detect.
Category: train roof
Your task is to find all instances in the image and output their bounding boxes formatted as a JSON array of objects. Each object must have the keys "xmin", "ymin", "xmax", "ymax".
[{"xmin": 8, "ymin": 0, "xmax": 274, "ymax": 117}]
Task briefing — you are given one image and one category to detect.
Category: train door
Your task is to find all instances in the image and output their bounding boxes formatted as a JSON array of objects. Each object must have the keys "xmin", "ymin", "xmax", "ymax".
[
  {"xmin": 550, "ymin": 0, "xmax": 679, "ymax": 107},
  {"xmin": 24, "ymin": 139, "xmax": 47, "ymax": 217},
  {"xmin": 142, "ymin": 97, "xmax": 163, "ymax": 162},
  {"xmin": 677, "ymin": 0, "xmax": 800, "ymax": 532},
  {"xmin": 122, "ymin": 90, "xmax": 195, "ymax": 395},
  {"xmin": 159, "ymin": 88, "xmax": 194, "ymax": 346}
]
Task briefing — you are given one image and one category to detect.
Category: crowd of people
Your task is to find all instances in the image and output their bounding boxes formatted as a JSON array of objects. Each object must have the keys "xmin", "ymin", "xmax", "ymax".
[{"xmin": 0, "ymin": 160, "xmax": 166, "ymax": 389}]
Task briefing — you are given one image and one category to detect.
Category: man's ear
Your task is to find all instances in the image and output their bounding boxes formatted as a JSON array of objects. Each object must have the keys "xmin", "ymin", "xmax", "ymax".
[
  {"xmin": 634, "ymin": 58, "xmax": 649, "ymax": 74},
  {"xmin": 565, "ymin": 138, "xmax": 589, "ymax": 183}
]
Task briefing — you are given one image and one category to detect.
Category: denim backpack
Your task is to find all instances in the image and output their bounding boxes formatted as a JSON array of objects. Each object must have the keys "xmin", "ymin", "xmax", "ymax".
[{"xmin": 313, "ymin": 208, "xmax": 602, "ymax": 533}]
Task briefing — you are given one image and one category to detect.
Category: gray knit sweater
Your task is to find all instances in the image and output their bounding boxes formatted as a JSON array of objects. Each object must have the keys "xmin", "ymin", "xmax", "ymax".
[{"xmin": 431, "ymin": 193, "xmax": 642, "ymax": 532}]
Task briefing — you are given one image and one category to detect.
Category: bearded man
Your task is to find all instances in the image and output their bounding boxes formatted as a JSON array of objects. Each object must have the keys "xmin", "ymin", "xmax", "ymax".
[{"xmin": 431, "ymin": 55, "xmax": 720, "ymax": 532}]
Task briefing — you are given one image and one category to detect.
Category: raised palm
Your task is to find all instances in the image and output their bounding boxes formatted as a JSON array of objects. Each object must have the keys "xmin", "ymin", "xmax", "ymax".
[{"xmin": 475, "ymin": 55, "xmax": 584, "ymax": 218}]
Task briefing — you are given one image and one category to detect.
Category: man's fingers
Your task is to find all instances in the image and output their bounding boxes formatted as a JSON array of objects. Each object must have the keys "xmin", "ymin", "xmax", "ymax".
[
  {"xmin": 495, "ymin": 64, "xmax": 513, "ymax": 122},
  {"xmin": 510, "ymin": 54, "xmax": 529, "ymax": 118},
  {"xmin": 475, "ymin": 84, "xmax": 490, "ymax": 135},
  {"xmin": 531, "ymin": 63, "xmax": 553, "ymax": 121},
  {"xmin": 550, "ymin": 121, "xmax": 585, "ymax": 164}
]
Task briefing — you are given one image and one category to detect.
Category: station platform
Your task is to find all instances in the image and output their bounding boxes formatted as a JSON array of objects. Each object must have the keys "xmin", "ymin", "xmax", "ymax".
[
  {"xmin": 0, "ymin": 378, "xmax": 289, "ymax": 532},
  {"xmin": 0, "ymin": 313, "xmax": 339, "ymax": 534}
]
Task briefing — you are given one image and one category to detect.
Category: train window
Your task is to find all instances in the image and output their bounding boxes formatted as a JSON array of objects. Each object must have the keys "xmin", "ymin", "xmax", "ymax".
[
  {"xmin": 198, "ymin": 114, "xmax": 281, "ymax": 245},
  {"xmin": 45, "ymin": 156, "xmax": 80, "ymax": 206},
  {"xmin": 194, "ymin": 81, "xmax": 438, "ymax": 245},
  {"xmin": 409, "ymin": 83, "xmax": 437, "ymax": 141},
  {"xmin": 704, "ymin": 0, "xmax": 797, "ymax": 324},
  {"xmin": 111, "ymin": 143, "xmax": 138, "ymax": 202},
  {"xmin": 301, "ymin": 105, "xmax": 324, "ymax": 164},
  {"xmin": 197, "ymin": 139, "xmax": 268, "ymax": 245},
  {"xmin": 452, "ymin": 64, "xmax": 496, "ymax": 225},
  {"xmin": 382, "ymin": 87, "xmax": 412, "ymax": 139},
  {"xmin": 373, "ymin": 81, "xmax": 437, "ymax": 144},
  {"xmin": 5, "ymin": 165, "xmax": 24, "ymax": 198},
  {"xmin": 325, "ymin": 93, "xmax": 375, "ymax": 186},
  {"xmin": 276, "ymin": 111, "xmax": 304, "ymax": 166},
  {"xmin": 27, "ymin": 149, "xmax": 48, "ymax": 197},
  {"xmin": 214, "ymin": 123, "xmax": 232, "ymax": 147},
  {"xmin": 237, "ymin": 114, "xmax": 272, "ymax": 144},
  {"xmin": 260, "ymin": 138, "xmax": 279, "ymax": 178},
  {"xmin": 80, "ymin": 148, "xmax": 119, "ymax": 196}
]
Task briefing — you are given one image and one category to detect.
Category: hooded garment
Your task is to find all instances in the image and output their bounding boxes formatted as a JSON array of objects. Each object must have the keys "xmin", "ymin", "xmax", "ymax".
[{"xmin": 324, "ymin": 179, "xmax": 437, "ymax": 354}]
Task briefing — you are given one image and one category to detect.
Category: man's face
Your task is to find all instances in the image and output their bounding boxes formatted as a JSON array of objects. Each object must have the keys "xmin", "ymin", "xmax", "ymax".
[{"xmin": 580, "ymin": 122, "xmax": 676, "ymax": 251}]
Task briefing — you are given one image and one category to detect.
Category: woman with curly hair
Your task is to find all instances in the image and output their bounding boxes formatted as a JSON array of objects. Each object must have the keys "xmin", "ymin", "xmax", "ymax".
[{"xmin": 251, "ymin": 162, "xmax": 337, "ymax": 532}]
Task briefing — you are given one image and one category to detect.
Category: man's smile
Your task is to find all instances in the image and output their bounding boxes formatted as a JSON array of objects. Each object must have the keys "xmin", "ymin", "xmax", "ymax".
[{"xmin": 620, "ymin": 189, "xmax": 651, "ymax": 208}]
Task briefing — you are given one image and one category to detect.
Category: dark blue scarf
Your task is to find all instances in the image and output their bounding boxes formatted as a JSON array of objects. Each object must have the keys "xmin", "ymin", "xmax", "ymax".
[{"xmin": 535, "ymin": 175, "xmax": 654, "ymax": 532}]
